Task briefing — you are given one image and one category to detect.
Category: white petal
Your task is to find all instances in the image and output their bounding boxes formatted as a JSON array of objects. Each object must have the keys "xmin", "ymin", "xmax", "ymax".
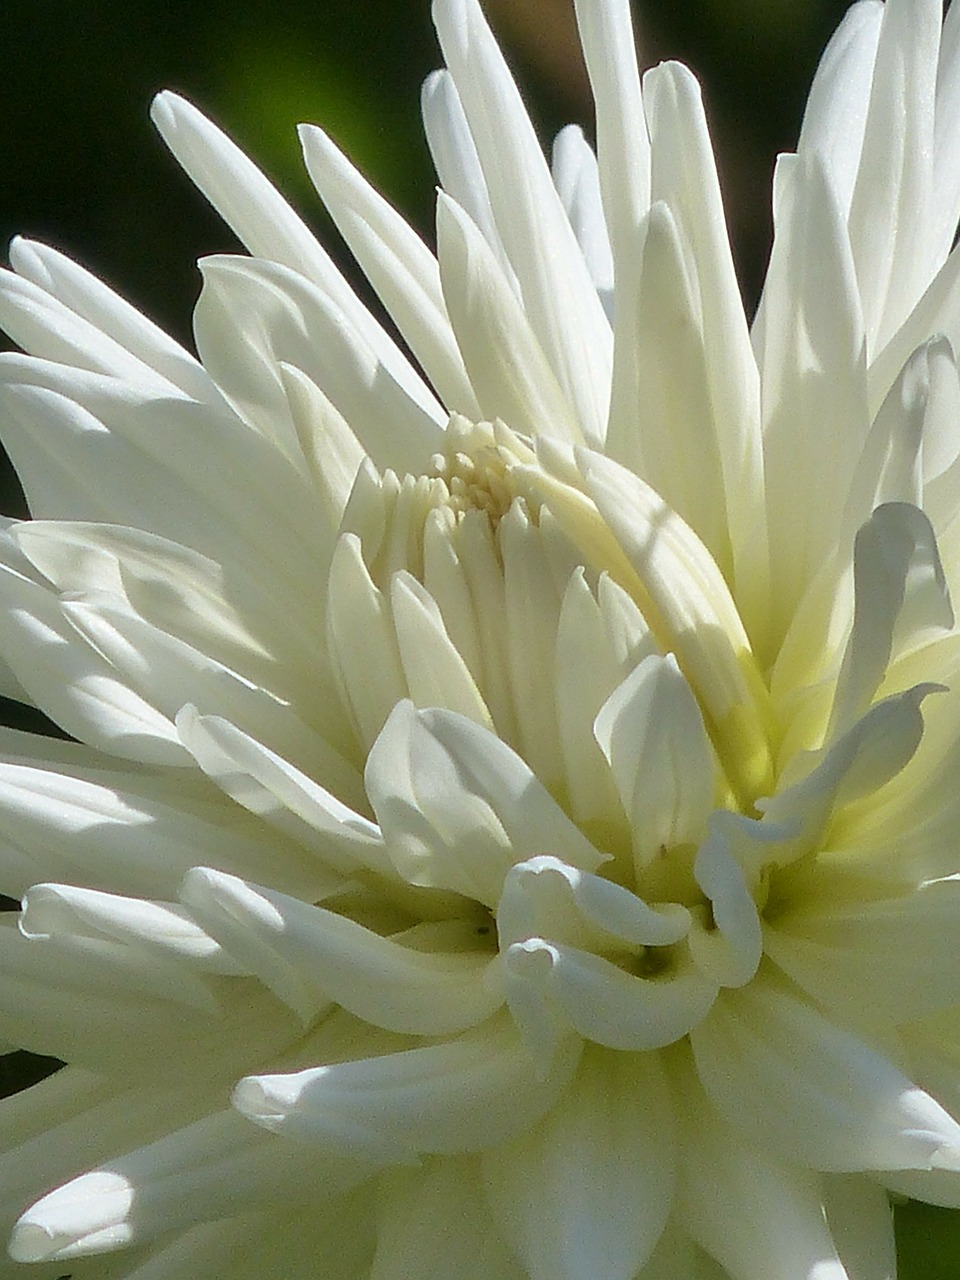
[
  {"xmin": 151, "ymin": 91, "xmax": 435, "ymax": 420},
  {"xmin": 689, "ymin": 813, "xmax": 763, "ymax": 988},
  {"xmin": 571, "ymin": 0, "xmax": 648, "ymax": 280},
  {"xmin": 503, "ymin": 936, "xmax": 718, "ymax": 1057},
  {"xmin": 0, "ymin": 741, "xmax": 324, "ymax": 900},
  {"xmin": 299, "ymin": 124, "xmax": 480, "ymax": 419},
  {"xmin": 7, "ymin": 237, "xmax": 218, "ymax": 404},
  {"xmin": 580, "ymin": 448, "xmax": 772, "ymax": 802},
  {"xmin": 279, "ymin": 362, "xmax": 365, "ymax": 535},
  {"xmin": 553, "ymin": 569, "xmax": 636, "ymax": 839},
  {"xmin": 0, "ymin": 359, "xmax": 323, "ymax": 585},
  {"xmin": 326, "ymin": 532, "xmax": 408, "ymax": 752},
  {"xmin": 846, "ymin": 338, "xmax": 933, "ymax": 527},
  {"xmin": 0, "ymin": 270, "xmax": 175, "ymax": 393},
  {"xmin": 181, "ymin": 866, "xmax": 501, "ymax": 1033},
  {"xmin": 175, "ymin": 706, "xmax": 383, "ymax": 880},
  {"xmin": 436, "ymin": 193, "xmax": 582, "ymax": 441},
  {"xmin": 20, "ymin": 883, "xmax": 238, "ymax": 974},
  {"xmin": 754, "ymin": 150, "xmax": 869, "ymax": 645},
  {"xmin": 847, "ymin": 0, "xmax": 941, "ymax": 350},
  {"xmin": 551, "ymin": 126, "xmax": 614, "ymax": 309},
  {"xmin": 0, "ymin": 1070, "xmax": 214, "ymax": 1234},
  {"xmin": 433, "ymin": 0, "xmax": 612, "ymax": 445},
  {"xmin": 822, "ymin": 1175, "xmax": 896, "ymax": 1280},
  {"xmin": 13, "ymin": 519, "xmax": 330, "ymax": 714},
  {"xmin": 762, "ymin": 683, "xmax": 938, "ymax": 861},
  {"xmin": 421, "ymin": 69, "xmax": 517, "ymax": 292},
  {"xmin": 931, "ymin": 0, "xmax": 960, "ymax": 270},
  {"xmin": 919, "ymin": 338, "xmax": 960, "ymax": 529},
  {"xmin": 0, "ymin": 919, "xmax": 222, "ymax": 1072},
  {"xmin": 483, "ymin": 1046, "xmax": 674, "ymax": 1280},
  {"xmin": 194, "ymin": 256, "xmax": 444, "ymax": 474},
  {"xmin": 133, "ymin": 1190, "xmax": 376, "ymax": 1280},
  {"xmin": 690, "ymin": 975, "xmax": 960, "ymax": 1172},
  {"xmin": 0, "ymin": 564, "xmax": 187, "ymax": 766},
  {"xmin": 605, "ymin": 200, "xmax": 732, "ymax": 571},
  {"xmin": 9, "ymin": 1109, "xmax": 374, "ymax": 1260},
  {"xmin": 234, "ymin": 1014, "xmax": 581, "ymax": 1160},
  {"xmin": 675, "ymin": 1065, "xmax": 852, "ymax": 1280},
  {"xmin": 498, "ymin": 855, "xmax": 691, "ymax": 955},
  {"xmin": 867, "ymin": 240, "xmax": 960, "ymax": 416},
  {"xmin": 372, "ymin": 1157, "xmax": 523, "ymax": 1280},
  {"xmin": 58, "ymin": 591, "xmax": 345, "ymax": 782},
  {"xmin": 389, "ymin": 572, "xmax": 493, "ymax": 728},
  {"xmin": 829, "ymin": 504, "xmax": 952, "ymax": 737},
  {"xmin": 496, "ymin": 501, "xmax": 568, "ymax": 788},
  {"xmin": 765, "ymin": 878, "xmax": 960, "ymax": 1025},
  {"xmin": 796, "ymin": 0, "xmax": 883, "ymax": 218},
  {"xmin": 643, "ymin": 61, "xmax": 765, "ymax": 615},
  {"xmin": 365, "ymin": 701, "xmax": 604, "ymax": 905},
  {"xmin": 594, "ymin": 654, "xmax": 716, "ymax": 872}
]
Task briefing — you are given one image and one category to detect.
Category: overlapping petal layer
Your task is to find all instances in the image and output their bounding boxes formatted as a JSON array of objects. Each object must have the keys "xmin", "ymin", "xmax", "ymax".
[{"xmin": 3, "ymin": 0, "xmax": 960, "ymax": 1277}]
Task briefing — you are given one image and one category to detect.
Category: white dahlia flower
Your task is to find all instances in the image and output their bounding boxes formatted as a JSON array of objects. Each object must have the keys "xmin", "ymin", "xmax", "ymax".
[{"xmin": 2, "ymin": 0, "xmax": 960, "ymax": 1276}]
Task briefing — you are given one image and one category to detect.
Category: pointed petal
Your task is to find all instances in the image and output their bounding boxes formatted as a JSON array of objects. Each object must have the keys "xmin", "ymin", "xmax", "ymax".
[
  {"xmin": 234, "ymin": 1015, "xmax": 581, "ymax": 1159},
  {"xmin": 690, "ymin": 975, "xmax": 960, "ymax": 1172},
  {"xmin": 605, "ymin": 201, "xmax": 732, "ymax": 570},
  {"xmin": 796, "ymin": 0, "xmax": 883, "ymax": 218},
  {"xmin": 643, "ymin": 61, "xmax": 765, "ymax": 611},
  {"xmin": 551, "ymin": 126, "xmax": 614, "ymax": 309},
  {"xmin": 483, "ymin": 1046, "xmax": 674, "ymax": 1280},
  {"xmin": 151, "ymin": 91, "xmax": 436, "ymax": 420},
  {"xmin": 754, "ymin": 150, "xmax": 869, "ymax": 643},
  {"xmin": 579, "ymin": 448, "xmax": 773, "ymax": 803},
  {"xmin": 365, "ymin": 701, "xmax": 604, "ymax": 905},
  {"xmin": 299, "ymin": 124, "xmax": 480, "ymax": 419},
  {"xmin": 436, "ymin": 193, "xmax": 582, "ymax": 441},
  {"xmin": 389, "ymin": 572, "xmax": 493, "ymax": 728},
  {"xmin": 7, "ymin": 238, "xmax": 217, "ymax": 404},
  {"xmin": 847, "ymin": 0, "xmax": 941, "ymax": 349},
  {"xmin": 9, "ymin": 1109, "xmax": 374, "ymax": 1260},
  {"xmin": 432, "ymin": 0, "xmax": 612, "ymax": 444},
  {"xmin": 182, "ymin": 867, "xmax": 501, "ymax": 1033},
  {"xmin": 194, "ymin": 256, "xmax": 443, "ymax": 474},
  {"xmin": 175, "ymin": 707, "xmax": 382, "ymax": 877},
  {"xmin": 0, "ymin": 563, "xmax": 187, "ymax": 766},
  {"xmin": 594, "ymin": 654, "xmax": 716, "ymax": 871},
  {"xmin": 421, "ymin": 69, "xmax": 517, "ymax": 291},
  {"xmin": 372, "ymin": 1157, "xmax": 523, "ymax": 1280}
]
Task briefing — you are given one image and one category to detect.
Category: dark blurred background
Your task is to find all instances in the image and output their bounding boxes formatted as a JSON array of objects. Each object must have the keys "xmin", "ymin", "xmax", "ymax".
[{"xmin": 3, "ymin": 2, "xmax": 960, "ymax": 1273}]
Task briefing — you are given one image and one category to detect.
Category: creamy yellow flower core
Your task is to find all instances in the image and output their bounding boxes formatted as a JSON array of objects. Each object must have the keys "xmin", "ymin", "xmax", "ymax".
[
  {"xmin": 322, "ymin": 414, "xmax": 807, "ymax": 1051},
  {"xmin": 321, "ymin": 406, "xmax": 949, "ymax": 1068}
]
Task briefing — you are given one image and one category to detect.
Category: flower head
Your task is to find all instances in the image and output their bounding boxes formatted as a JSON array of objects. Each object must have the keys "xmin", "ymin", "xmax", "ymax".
[{"xmin": 2, "ymin": 0, "xmax": 960, "ymax": 1276}]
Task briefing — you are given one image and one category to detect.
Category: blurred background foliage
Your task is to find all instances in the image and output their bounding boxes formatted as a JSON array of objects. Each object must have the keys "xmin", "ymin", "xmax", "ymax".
[{"xmin": 2, "ymin": 0, "xmax": 960, "ymax": 1273}]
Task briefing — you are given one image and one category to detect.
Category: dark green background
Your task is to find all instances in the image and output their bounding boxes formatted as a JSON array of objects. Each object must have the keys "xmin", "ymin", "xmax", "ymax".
[{"xmin": 1, "ymin": 1, "xmax": 959, "ymax": 1274}]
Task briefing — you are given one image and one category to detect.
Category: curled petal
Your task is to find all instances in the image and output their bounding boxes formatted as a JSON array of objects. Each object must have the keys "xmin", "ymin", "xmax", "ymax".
[
  {"xmin": 498, "ymin": 855, "xmax": 690, "ymax": 954},
  {"xmin": 233, "ymin": 1014, "xmax": 581, "ymax": 1162},
  {"xmin": 503, "ymin": 937, "xmax": 718, "ymax": 1061},
  {"xmin": 181, "ymin": 867, "xmax": 502, "ymax": 1034}
]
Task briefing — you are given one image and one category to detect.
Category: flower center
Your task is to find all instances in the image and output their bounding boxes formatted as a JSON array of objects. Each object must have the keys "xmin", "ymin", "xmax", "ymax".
[{"xmin": 428, "ymin": 442, "xmax": 516, "ymax": 527}]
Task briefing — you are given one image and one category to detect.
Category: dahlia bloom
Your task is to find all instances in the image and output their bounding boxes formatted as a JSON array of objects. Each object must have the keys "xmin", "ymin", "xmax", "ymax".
[{"xmin": 2, "ymin": 0, "xmax": 960, "ymax": 1275}]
